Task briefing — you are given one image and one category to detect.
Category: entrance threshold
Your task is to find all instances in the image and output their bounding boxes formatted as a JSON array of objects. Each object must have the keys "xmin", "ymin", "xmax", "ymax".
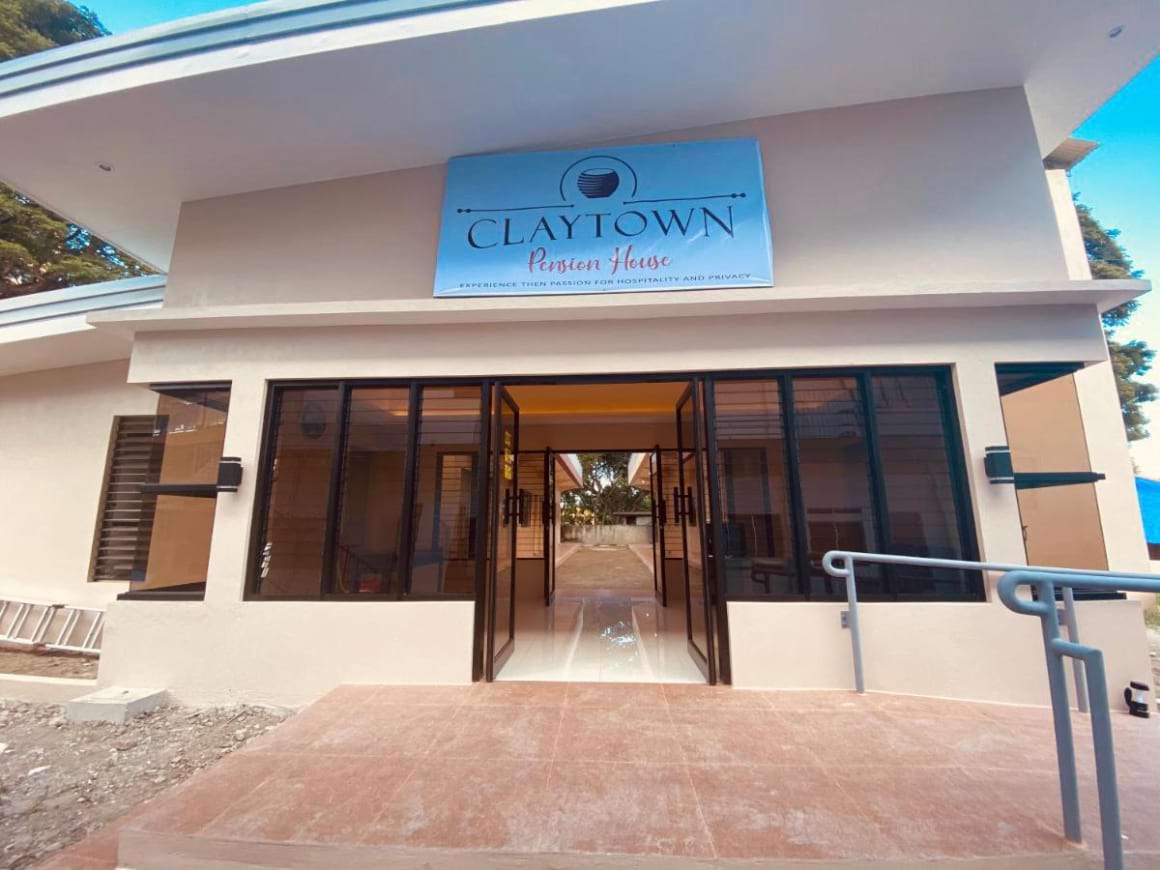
[{"xmin": 499, "ymin": 543, "xmax": 702, "ymax": 684}]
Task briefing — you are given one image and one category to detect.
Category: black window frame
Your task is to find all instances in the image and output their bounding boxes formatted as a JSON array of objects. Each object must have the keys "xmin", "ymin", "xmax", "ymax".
[
  {"xmin": 115, "ymin": 381, "xmax": 234, "ymax": 602},
  {"xmin": 245, "ymin": 367, "xmax": 981, "ymax": 604},
  {"xmin": 246, "ymin": 379, "xmax": 488, "ymax": 602}
]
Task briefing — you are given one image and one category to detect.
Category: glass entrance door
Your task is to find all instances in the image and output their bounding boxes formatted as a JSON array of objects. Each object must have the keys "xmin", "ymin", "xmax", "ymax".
[
  {"xmin": 676, "ymin": 383, "xmax": 717, "ymax": 683},
  {"xmin": 486, "ymin": 386, "xmax": 519, "ymax": 679},
  {"xmin": 649, "ymin": 447, "xmax": 668, "ymax": 606},
  {"xmin": 543, "ymin": 448, "xmax": 556, "ymax": 606}
]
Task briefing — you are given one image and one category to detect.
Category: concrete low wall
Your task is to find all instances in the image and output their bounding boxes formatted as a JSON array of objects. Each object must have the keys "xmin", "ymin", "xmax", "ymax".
[
  {"xmin": 728, "ymin": 598, "xmax": 1153, "ymax": 708},
  {"xmin": 97, "ymin": 599, "xmax": 475, "ymax": 707},
  {"xmin": 0, "ymin": 673, "xmax": 97, "ymax": 704},
  {"xmin": 562, "ymin": 526, "xmax": 652, "ymax": 546}
]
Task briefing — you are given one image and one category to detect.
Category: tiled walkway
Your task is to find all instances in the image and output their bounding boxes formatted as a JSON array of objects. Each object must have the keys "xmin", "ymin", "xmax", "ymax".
[
  {"xmin": 39, "ymin": 684, "xmax": 1160, "ymax": 869},
  {"xmin": 499, "ymin": 545, "xmax": 702, "ymax": 683}
]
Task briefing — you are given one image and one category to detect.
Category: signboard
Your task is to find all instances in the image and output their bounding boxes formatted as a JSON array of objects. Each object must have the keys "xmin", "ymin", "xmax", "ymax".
[{"xmin": 433, "ymin": 138, "xmax": 773, "ymax": 297}]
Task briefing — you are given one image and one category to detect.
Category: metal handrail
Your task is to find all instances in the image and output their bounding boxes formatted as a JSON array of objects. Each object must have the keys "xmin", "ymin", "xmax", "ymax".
[{"xmin": 821, "ymin": 550, "xmax": 1160, "ymax": 870}]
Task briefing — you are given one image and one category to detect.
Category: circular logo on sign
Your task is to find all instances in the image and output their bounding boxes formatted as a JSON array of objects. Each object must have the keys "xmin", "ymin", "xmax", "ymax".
[
  {"xmin": 559, "ymin": 155, "xmax": 638, "ymax": 202},
  {"xmin": 576, "ymin": 168, "xmax": 620, "ymax": 199}
]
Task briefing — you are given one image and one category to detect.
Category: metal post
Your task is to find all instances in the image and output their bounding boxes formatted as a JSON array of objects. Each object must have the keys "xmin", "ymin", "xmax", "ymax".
[
  {"xmin": 1061, "ymin": 586, "xmax": 1089, "ymax": 714},
  {"xmin": 1055, "ymin": 639, "xmax": 1123, "ymax": 870},
  {"xmin": 845, "ymin": 556, "xmax": 865, "ymax": 694},
  {"xmin": 1038, "ymin": 579, "xmax": 1083, "ymax": 845}
]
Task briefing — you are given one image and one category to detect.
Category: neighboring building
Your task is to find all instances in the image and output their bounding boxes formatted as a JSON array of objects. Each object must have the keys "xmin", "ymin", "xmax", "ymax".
[
  {"xmin": 1136, "ymin": 477, "xmax": 1160, "ymax": 562},
  {"xmin": 0, "ymin": 1, "xmax": 1157, "ymax": 707}
]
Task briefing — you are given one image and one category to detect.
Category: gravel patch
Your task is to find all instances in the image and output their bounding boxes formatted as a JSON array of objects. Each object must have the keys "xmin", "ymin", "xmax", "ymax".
[{"xmin": 0, "ymin": 700, "xmax": 289, "ymax": 869}]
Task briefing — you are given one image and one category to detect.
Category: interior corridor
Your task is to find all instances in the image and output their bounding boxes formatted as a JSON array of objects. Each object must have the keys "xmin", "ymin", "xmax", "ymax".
[{"xmin": 498, "ymin": 543, "xmax": 702, "ymax": 683}]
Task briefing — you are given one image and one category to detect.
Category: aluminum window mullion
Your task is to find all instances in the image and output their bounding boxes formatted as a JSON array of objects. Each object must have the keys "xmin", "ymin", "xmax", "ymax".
[
  {"xmin": 859, "ymin": 372, "xmax": 895, "ymax": 599},
  {"xmin": 320, "ymin": 382, "xmax": 351, "ymax": 599},
  {"xmin": 397, "ymin": 383, "xmax": 423, "ymax": 600},
  {"xmin": 781, "ymin": 375, "xmax": 812, "ymax": 599}
]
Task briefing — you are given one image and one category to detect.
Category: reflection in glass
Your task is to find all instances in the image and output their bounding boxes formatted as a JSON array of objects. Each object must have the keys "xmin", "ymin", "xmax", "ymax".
[
  {"xmin": 871, "ymin": 375, "xmax": 973, "ymax": 597},
  {"xmin": 332, "ymin": 388, "xmax": 410, "ymax": 595},
  {"xmin": 254, "ymin": 388, "xmax": 339, "ymax": 597},
  {"xmin": 491, "ymin": 393, "xmax": 517, "ymax": 658},
  {"xmin": 712, "ymin": 380, "xmax": 797, "ymax": 596},
  {"xmin": 409, "ymin": 387, "xmax": 483, "ymax": 597},
  {"xmin": 791, "ymin": 376, "xmax": 881, "ymax": 597},
  {"xmin": 677, "ymin": 393, "xmax": 710, "ymax": 664},
  {"xmin": 137, "ymin": 387, "xmax": 231, "ymax": 594}
]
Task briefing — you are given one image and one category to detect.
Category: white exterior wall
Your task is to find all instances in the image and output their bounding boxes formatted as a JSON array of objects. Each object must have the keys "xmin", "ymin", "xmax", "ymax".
[
  {"xmin": 37, "ymin": 86, "xmax": 1151, "ymax": 705},
  {"xmin": 91, "ymin": 302, "xmax": 1150, "ymax": 706},
  {"xmin": 1044, "ymin": 164, "xmax": 1150, "ymax": 576},
  {"xmin": 0, "ymin": 360, "xmax": 155, "ymax": 607},
  {"xmin": 164, "ymin": 87, "xmax": 1068, "ymax": 308}
]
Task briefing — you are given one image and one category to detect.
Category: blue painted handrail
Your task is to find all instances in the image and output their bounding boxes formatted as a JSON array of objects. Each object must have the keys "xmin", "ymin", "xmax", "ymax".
[{"xmin": 822, "ymin": 550, "xmax": 1160, "ymax": 870}]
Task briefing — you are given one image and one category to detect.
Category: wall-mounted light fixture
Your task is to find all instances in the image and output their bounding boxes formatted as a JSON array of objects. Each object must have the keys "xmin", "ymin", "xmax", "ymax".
[{"xmin": 984, "ymin": 445, "xmax": 1106, "ymax": 490}]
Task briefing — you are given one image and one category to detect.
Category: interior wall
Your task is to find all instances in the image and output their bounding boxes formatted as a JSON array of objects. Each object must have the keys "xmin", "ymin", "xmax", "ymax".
[
  {"xmin": 0, "ymin": 360, "xmax": 155, "ymax": 606},
  {"xmin": 165, "ymin": 87, "xmax": 1066, "ymax": 308},
  {"xmin": 519, "ymin": 419, "xmax": 677, "ymax": 451}
]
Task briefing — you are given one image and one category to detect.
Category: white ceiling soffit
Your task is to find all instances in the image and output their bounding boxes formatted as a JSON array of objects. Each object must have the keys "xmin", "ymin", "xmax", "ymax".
[{"xmin": 0, "ymin": 0, "xmax": 1155, "ymax": 269}]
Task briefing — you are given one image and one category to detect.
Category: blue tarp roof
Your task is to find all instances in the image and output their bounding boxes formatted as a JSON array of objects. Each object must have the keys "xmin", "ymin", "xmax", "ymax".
[{"xmin": 1135, "ymin": 477, "xmax": 1160, "ymax": 545}]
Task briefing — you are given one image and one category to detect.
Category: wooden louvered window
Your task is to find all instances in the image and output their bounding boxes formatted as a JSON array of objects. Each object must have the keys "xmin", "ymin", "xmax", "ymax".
[{"xmin": 90, "ymin": 415, "xmax": 163, "ymax": 582}]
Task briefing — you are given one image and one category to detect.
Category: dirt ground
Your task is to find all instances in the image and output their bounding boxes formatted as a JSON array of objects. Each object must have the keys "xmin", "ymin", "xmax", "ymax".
[
  {"xmin": 0, "ymin": 700, "xmax": 289, "ymax": 870},
  {"xmin": 0, "ymin": 649, "xmax": 96, "ymax": 680}
]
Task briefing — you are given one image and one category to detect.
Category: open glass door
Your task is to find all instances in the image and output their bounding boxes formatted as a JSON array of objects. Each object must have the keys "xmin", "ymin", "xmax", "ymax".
[
  {"xmin": 649, "ymin": 447, "xmax": 668, "ymax": 606},
  {"xmin": 486, "ymin": 385, "xmax": 519, "ymax": 679},
  {"xmin": 676, "ymin": 382, "xmax": 717, "ymax": 683},
  {"xmin": 543, "ymin": 448, "xmax": 556, "ymax": 606}
]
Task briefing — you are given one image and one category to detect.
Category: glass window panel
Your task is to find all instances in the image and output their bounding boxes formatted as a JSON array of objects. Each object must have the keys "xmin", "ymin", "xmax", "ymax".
[
  {"xmin": 153, "ymin": 388, "xmax": 231, "ymax": 484},
  {"xmin": 408, "ymin": 386, "xmax": 482, "ymax": 598},
  {"xmin": 332, "ymin": 388, "xmax": 410, "ymax": 595},
  {"xmin": 872, "ymin": 375, "xmax": 977, "ymax": 598},
  {"xmin": 254, "ymin": 387, "xmax": 339, "ymax": 597},
  {"xmin": 712, "ymin": 380, "xmax": 797, "ymax": 597},
  {"xmin": 791, "ymin": 376, "xmax": 882, "ymax": 598},
  {"xmin": 136, "ymin": 387, "xmax": 231, "ymax": 594}
]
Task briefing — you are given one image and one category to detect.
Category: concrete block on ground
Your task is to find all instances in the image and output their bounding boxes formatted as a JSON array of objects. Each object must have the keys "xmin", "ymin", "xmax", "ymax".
[{"xmin": 65, "ymin": 686, "xmax": 166, "ymax": 723}]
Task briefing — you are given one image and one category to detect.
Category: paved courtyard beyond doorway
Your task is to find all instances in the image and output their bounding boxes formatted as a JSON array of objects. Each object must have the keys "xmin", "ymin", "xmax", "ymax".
[{"xmin": 44, "ymin": 683, "xmax": 1160, "ymax": 869}]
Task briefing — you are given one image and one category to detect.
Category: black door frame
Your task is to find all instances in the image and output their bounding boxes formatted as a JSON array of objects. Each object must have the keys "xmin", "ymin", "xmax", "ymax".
[
  {"xmin": 676, "ymin": 381, "xmax": 719, "ymax": 684},
  {"xmin": 543, "ymin": 448, "xmax": 557, "ymax": 607},
  {"xmin": 484, "ymin": 384, "xmax": 520, "ymax": 681},
  {"xmin": 649, "ymin": 446, "xmax": 668, "ymax": 607}
]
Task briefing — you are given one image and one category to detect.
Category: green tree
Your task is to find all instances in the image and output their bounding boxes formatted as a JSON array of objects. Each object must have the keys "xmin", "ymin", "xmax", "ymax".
[
  {"xmin": 1077, "ymin": 201, "xmax": 1157, "ymax": 441},
  {"xmin": 0, "ymin": 0, "xmax": 154, "ymax": 299},
  {"xmin": 0, "ymin": 0, "xmax": 104, "ymax": 59},
  {"xmin": 561, "ymin": 453, "xmax": 651, "ymax": 525}
]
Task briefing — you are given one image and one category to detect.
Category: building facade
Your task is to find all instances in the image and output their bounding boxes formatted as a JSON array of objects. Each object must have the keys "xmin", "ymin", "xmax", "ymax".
[{"xmin": 0, "ymin": 0, "xmax": 1156, "ymax": 707}]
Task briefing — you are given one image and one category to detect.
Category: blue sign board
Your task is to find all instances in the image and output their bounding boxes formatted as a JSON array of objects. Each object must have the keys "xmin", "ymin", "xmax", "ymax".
[{"xmin": 433, "ymin": 138, "xmax": 773, "ymax": 297}]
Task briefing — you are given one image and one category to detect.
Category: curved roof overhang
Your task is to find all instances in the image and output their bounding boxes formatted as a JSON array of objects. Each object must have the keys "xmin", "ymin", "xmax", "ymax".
[{"xmin": 0, "ymin": 0, "xmax": 1156, "ymax": 269}]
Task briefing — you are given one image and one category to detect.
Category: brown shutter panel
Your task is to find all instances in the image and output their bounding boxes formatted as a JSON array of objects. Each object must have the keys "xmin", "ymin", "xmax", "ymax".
[{"xmin": 89, "ymin": 415, "xmax": 163, "ymax": 582}]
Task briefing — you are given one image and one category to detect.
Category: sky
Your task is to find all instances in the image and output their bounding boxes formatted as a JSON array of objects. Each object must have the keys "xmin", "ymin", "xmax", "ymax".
[
  {"xmin": 1072, "ymin": 58, "xmax": 1160, "ymax": 478},
  {"xmin": 81, "ymin": 3, "xmax": 1160, "ymax": 475}
]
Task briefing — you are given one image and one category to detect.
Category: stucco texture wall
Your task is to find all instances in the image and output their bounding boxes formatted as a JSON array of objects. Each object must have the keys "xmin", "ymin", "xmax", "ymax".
[
  {"xmin": 163, "ymin": 87, "xmax": 1066, "ymax": 308},
  {"xmin": 0, "ymin": 360, "xmax": 155, "ymax": 606}
]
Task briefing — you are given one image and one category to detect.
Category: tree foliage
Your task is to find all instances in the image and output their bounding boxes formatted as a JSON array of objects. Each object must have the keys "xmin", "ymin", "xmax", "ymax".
[
  {"xmin": 560, "ymin": 453, "xmax": 651, "ymax": 525},
  {"xmin": 1077, "ymin": 201, "xmax": 1157, "ymax": 441},
  {"xmin": 0, "ymin": 0, "xmax": 154, "ymax": 299}
]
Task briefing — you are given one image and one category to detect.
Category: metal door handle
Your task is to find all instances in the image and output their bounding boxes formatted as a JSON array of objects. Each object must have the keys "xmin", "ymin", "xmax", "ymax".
[{"xmin": 685, "ymin": 486, "xmax": 697, "ymax": 525}]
